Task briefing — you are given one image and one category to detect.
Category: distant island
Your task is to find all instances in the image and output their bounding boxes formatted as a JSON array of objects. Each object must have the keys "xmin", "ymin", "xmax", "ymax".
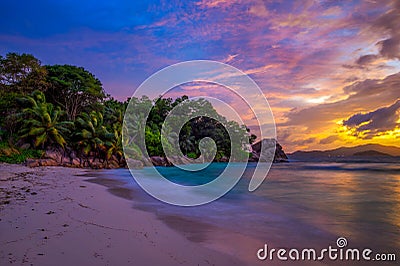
[{"xmin": 289, "ymin": 144, "xmax": 400, "ymax": 163}]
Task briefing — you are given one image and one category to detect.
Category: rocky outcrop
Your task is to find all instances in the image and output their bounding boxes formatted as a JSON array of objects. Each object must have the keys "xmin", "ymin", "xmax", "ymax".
[
  {"xmin": 25, "ymin": 148, "xmax": 125, "ymax": 169},
  {"xmin": 274, "ymin": 142, "xmax": 288, "ymax": 162},
  {"xmin": 149, "ymin": 155, "xmax": 209, "ymax": 166},
  {"xmin": 126, "ymin": 158, "xmax": 144, "ymax": 169},
  {"xmin": 24, "ymin": 139, "xmax": 289, "ymax": 169},
  {"xmin": 167, "ymin": 155, "xmax": 197, "ymax": 165},
  {"xmin": 26, "ymin": 158, "xmax": 59, "ymax": 167},
  {"xmin": 150, "ymin": 156, "xmax": 171, "ymax": 167},
  {"xmin": 44, "ymin": 150, "xmax": 64, "ymax": 164},
  {"xmin": 25, "ymin": 158, "xmax": 40, "ymax": 167},
  {"xmin": 250, "ymin": 138, "xmax": 288, "ymax": 163}
]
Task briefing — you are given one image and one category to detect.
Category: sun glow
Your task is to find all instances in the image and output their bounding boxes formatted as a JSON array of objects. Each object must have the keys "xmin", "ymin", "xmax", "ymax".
[
  {"xmin": 306, "ymin": 96, "xmax": 330, "ymax": 104},
  {"xmin": 336, "ymin": 121, "xmax": 400, "ymax": 147}
]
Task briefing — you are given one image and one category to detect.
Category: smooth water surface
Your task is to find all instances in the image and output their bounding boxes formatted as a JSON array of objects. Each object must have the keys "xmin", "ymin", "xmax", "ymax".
[{"xmin": 93, "ymin": 162, "xmax": 400, "ymax": 258}]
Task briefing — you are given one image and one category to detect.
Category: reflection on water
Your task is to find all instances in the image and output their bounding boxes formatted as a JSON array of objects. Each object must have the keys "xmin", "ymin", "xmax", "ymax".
[
  {"xmin": 250, "ymin": 162, "xmax": 400, "ymax": 252},
  {"xmin": 95, "ymin": 162, "xmax": 400, "ymax": 260}
]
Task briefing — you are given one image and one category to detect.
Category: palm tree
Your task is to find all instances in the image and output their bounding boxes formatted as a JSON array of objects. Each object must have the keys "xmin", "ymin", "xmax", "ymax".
[
  {"xmin": 179, "ymin": 135, "xmax": 195, "ymax": 155},
  {"xmin": 105, "ymin": 128, "xmax": 123, "ymax": 164},
  {"xmin": 123, "ymin": 112, "xmax": 146, "ymax": 151},
  {"xmin": 18, "ymin": 91, "xmax": 72, "ymax": 149},
  {"xmin": 104, "ymin": 104, "xmax": 124, "ymax": 130},
  {"xmin": 74, "ymin": 111, "xmax": 114, "ymax": 164},
  {"xmin": 103, "ymin": 105, "xmax": 124, "ymax": 164}
]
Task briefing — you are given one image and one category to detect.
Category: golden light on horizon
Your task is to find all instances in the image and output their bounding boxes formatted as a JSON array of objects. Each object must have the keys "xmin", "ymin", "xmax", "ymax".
[
  {"xmin": 374, "ymin": 127, "xmax": 400, "ymax": 140},
  {"xmin": 336, "ymin": 121, "xmax": 400, "ymax": 147}
]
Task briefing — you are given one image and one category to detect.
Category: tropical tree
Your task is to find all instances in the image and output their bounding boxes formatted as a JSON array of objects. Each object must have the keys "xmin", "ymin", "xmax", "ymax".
[
  {"xmin": 122, "ymin": 96, "xmax": 152, "ymax": 158},
  {"xmin": 1, "ymin": 92, "xmax": 23, "ymax": 139},
  {"xmin": 45, "ymin": 65, "xmax": 105, "ymax": 120},
  {"xmin": 0, "ymin": 52, "xmax": 48, "ymax": 93},
  {"xmin": 103, "ymin": 98, "xmax": 125, "ymax": 131},
  {"xmin": 103, "ymin": 99, "xmax": 126, "ymax": 163},
  {"xmin": 73, "ymin": 111, "xmax": 114, "ymax": 164},
  {"xmin": 105, "ymin": 128, "xmax": 123, "ymax": 163},
  {"xmin": 179, "ymin": 135, "xmax": 195, "ymax": 155},
  {"xmin": 145, "ymin": 126, "xmax": 163, "ymax": 156},
  {"xmin": 17, "ymin": 91, "xmax": 72, "ymax": 149},
  {"xmin": 0, "ymin": 53, "xmax": 48, "ymax": 128}
]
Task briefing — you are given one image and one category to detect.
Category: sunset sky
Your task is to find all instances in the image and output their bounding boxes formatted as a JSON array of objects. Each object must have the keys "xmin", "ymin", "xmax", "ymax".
[{"xmin": 1, "ymin": 0, "xmax": 399, "ymax": 152}]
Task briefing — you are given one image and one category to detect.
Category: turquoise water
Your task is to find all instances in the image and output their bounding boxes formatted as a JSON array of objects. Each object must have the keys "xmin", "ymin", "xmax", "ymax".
[{"xmin": 95, "ymin": 162, "xmax": 400, "ymax": 257}]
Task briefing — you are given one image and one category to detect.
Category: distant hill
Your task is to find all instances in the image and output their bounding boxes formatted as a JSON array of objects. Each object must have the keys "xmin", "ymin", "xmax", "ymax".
[
  {"xmin": 352, "ymin": 150, "xmax": 393, "ymax": 157},
  {"xmin": 288, "ymin": 144, "xmax": 400, "ymax": 162}
]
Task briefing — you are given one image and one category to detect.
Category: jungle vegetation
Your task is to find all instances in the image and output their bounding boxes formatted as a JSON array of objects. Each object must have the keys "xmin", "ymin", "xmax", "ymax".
[{"xmin": 0, "ymin": 52, "xmax": 257, "ymax": 165}]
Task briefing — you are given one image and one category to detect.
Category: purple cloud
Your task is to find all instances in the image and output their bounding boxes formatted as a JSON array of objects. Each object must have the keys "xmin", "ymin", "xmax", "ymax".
[{"xmin": 343, "ymin": 100, "xmax": 400, "ymax": 138}]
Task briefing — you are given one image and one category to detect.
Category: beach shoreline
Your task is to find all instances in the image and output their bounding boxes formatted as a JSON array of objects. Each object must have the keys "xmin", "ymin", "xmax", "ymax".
[
  {"xmin": 0, "ymin": 163, "xmax": 336, "ymax": 266},
  {"xmin": 0, "ymin": 163, "xmax": 248, "ymax": 266}
]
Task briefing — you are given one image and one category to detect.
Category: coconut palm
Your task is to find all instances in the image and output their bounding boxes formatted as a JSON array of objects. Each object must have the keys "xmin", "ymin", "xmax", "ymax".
[
  {"xmin": 74, "ymin": 111, "xmax": 114, "ymax": 163},
  {"xmin": 104, "ymin": 103, "xmax": 124, "ymax": 130},
  {"xmin": 18, "ymin": 91, "xmax": 72, "ymax": 149},
  {"xmin": 105, "ymin": 128, "xmax": 123, "ymax": 163},
  {"xmin": 103, "ymin": 105, "xmax": 124, "ymax": 163},
  {"xmin": 124, "ymin": 112, "xmax": 146, "ymax": 150}
]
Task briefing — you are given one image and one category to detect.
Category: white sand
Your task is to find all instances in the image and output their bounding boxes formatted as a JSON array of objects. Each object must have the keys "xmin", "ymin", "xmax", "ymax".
[
  {"xmin": 0, "ymin": 164, "xmax": 325, "ymax": 266},
  {"xmin": 0, "ymin": 164, "xmax": 244, "ymax": 266}
]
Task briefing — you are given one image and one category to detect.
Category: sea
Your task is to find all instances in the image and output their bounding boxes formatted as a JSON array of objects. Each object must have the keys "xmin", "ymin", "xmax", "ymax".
[{"xmin": 87, "ymin": 162, "xmax": 400, "ymax": 264}]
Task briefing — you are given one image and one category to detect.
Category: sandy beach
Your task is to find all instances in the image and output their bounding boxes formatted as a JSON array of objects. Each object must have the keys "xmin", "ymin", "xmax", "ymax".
[
  {"xmin": 0, "ymin": 163, "xmax": 249, "ymax": 266},
  {"xmin": 1, "ymin": 162, "xmax": 385, "ymax": 266}
]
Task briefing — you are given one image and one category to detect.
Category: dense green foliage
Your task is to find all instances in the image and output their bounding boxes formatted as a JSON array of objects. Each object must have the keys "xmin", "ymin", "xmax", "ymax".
[
  {"xmin": 124, "ymin": 96, "xmax": 253, "ymax": 161},
  {"xmin": 45, "ymin": 65, "xmax": 105, "ymax": 120},
  {"xmin": 0, "ymin": 141, "xmax": 43, "ymax": 164},
  {"xmin": 0, "ymin": 53, "xmax": 48, "ymax": 129},
  {"xmin": 0, "ymin": 52, "xmax": 257, "ymax": 165},
  {"xmin": 0, "ymin": 53, "xmax": 47, "ymax": 94},
  {"xmin": 18, "ymin": 91, "xmax": 73, "ymax": 148}
]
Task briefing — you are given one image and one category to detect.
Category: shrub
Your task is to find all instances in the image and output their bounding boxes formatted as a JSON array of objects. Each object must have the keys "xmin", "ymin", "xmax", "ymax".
[{"xmin": 0, "ymin": 141, "xmax": 43, "ymax": 164}]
